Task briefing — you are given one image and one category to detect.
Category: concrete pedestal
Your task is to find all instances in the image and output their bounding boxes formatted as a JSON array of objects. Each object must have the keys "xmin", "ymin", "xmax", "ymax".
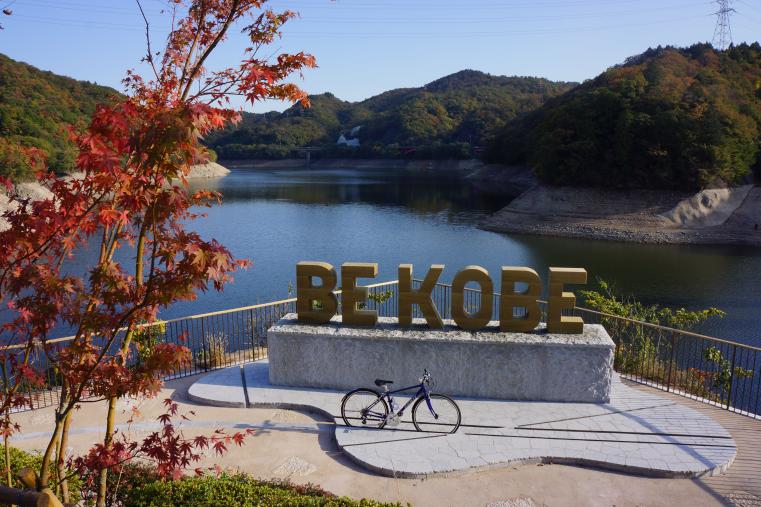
[{"xmin": 267, "ymin": 314, "xmax": 614, "ymax": 403}]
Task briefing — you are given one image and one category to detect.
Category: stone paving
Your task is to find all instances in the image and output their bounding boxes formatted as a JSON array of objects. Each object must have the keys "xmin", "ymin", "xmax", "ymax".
[{"xmin": 187, "ymin": 359, "xmax": 737, "ymax": 479}]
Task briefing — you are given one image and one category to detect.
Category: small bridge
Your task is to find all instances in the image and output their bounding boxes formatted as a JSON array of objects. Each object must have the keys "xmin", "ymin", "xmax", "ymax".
[{"xmin": 295, "ymin": 146, "xmax": 322, "ymax": 166}]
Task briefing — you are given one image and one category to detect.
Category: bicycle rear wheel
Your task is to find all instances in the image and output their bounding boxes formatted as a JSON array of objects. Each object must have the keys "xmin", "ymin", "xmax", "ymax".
[
  {"xmin": 341, "ymin": 388, "xmax": 389, "ymax": 428},
  {"xmin": 412, "ymin": 393, "xmax": 461, "ymax": 433}
]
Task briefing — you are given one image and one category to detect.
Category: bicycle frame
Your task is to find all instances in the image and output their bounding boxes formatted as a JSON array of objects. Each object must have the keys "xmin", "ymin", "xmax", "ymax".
[{"xmin": 366, "ymin": 381, "xmax": 437, "ymax": 421}]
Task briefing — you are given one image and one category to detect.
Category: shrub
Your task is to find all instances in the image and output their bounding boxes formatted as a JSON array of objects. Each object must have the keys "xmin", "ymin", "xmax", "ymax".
[
  {"xmin": 77, "ymin": 463, "xmax": 161, "ymax": 507},
  {"xmin": 194, "ymin": 333, "xmax": 229, "ymax": 370},
  {"xmin": 133, "ymin": 321, "xmax": 167, "ymax": 366},
  {"xmin": 124, "ymin": 473, "xmax": 403, "ymax": 507},
  {"xmin": 0, "ymin": 445, "xmax": 81, "ymax": 504},
  {"xmin": 578, "ymin": 278, "xmax": 744, "ymax": 400},
  {"xmin": 358, "ymin": 290, "xmax": 394, "ymax": 310}
]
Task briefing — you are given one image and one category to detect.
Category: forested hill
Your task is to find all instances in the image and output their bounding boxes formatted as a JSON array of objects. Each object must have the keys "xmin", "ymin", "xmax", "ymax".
[
  {"xmin": 0, "ymin": 53, "xmax": 119, "ymax": 179},
  {"xmin": 6, "ymin": 45, "xmax": 759, "ymax": 192},
  {"xmin": 486, "ymin": 43, "xmax": 761, "ymax": 191},
  {"xmin": 205, "ymin": 70, "xmax": 577, "ymax": 160}
]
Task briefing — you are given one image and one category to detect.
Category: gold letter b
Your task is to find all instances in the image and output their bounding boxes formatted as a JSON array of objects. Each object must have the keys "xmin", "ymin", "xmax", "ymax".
[{"xmin": 296, "ymin": 262, "xmax": 338, "ymax": 324}]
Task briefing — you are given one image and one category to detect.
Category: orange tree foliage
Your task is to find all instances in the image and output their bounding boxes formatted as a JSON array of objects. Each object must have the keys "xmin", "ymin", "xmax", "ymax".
[
  {"xmin": 486, "ymin": 43, "xmax": 761, "ymax": 191},
  {"xmin": 0, "ymin": 0, "xmax": 314, "ymax": 500}
]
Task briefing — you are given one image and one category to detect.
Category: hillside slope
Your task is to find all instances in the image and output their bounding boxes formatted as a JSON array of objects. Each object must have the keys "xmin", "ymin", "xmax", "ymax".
[
  {"xmin": 486, "ymin": 43, "xmax": 761, "ymax": 191},
  {"xmin": 480, "ymin": 184, "xmax": 761, "ymax": 246},
  {"xmin": 206, "ymin": 70, "xmax": 576, "ymax": 160},
  {"xmin": 0, "ymin": 53, "xmax": 120, "ymax": 179}
]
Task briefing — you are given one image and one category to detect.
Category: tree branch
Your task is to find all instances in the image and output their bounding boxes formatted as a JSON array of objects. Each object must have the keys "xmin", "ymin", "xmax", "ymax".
[
  {"xmin": 180, "ymin": 0, "xmax": 242, "ymax": 101},
  {"xmin": 135, "ymin": 0, "xmax": 160, "ymax": 82}
]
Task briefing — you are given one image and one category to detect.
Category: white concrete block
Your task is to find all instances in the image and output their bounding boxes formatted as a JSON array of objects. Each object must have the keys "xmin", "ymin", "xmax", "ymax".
[{"xmin": 267, "ymin": 314, "xmax": 615, "ymax": 402}]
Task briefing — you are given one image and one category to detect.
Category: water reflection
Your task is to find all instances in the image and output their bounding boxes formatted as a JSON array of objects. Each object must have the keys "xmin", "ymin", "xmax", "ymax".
[
  {"xmin": 176, "ymin": 167, "xmax": 760, "ymax": 346},
  {"xmin": 191, "ymin": 169, "xmax": 508, "ymax": 223}
]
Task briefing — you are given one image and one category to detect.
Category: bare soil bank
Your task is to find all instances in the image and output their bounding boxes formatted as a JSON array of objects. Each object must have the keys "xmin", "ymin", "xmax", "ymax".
[
  {"xmin": 0, "ymin": 162, "xmax": 231, "ymax": 230},
  {"xmin": 187, "ymin": 161, "xmax": 230, "ymax": 178},
  {"xmin": 481, "ymin": 184, "xmax": 761, "ymax": 246}
]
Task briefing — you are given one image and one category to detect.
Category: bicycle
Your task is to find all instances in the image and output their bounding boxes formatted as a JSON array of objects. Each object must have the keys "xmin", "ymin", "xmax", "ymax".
[{"xmin": 340, "ymin": 369, "xmax": 461, "ymax": 433}]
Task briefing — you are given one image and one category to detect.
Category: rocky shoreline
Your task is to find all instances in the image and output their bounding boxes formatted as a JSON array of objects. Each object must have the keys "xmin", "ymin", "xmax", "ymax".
[
  {"xmin": 479, "ymin": 185, "xmax": 761, "ymax": 246},
  {"xmin": 222, "ymin": 158, "xmax": 761, "ymax": 246},
  {"xmin": 187, "ymin": 161, "xmax": 230, "ymax": 178},
  {"xmin": 0, "ymin": 162, "xmax": 231, "ymax": 230}
]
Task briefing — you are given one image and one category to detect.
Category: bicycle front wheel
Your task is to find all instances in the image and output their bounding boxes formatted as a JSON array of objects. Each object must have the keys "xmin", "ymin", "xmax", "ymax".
[
  {"xmin": 341, "ymin": 388, "xmax": 388, "ymax": 428},
  {"xmin": 412, "ymin": 393, "xmax": 461, "ymax": 433}
]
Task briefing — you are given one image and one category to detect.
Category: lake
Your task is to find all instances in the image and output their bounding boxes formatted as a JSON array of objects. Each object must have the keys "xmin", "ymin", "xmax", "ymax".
[{"xmin": 170, "ymin": 166, "xmax": 761, "ymax": 348}]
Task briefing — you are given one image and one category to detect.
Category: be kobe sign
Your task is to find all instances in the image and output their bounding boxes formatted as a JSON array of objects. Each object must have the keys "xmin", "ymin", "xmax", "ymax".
[{"xmin": 296, "ymin": 262, "xmax": 588, "ymax": 334}]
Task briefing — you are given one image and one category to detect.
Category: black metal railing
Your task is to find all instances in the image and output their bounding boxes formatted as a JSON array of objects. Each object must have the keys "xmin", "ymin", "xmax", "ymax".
[
  {"xmin": 3, "ymin": 279, "xmax": 759, "ymax": 420},
  {"xmin": 2, "ymin": 281, "xmax": 398, "ymax": 412},
  {"xmin": 574, "ymin": 306, "xmax": 761, "ymax": 418},
  {"xmin": 423, "ymin": 280, "xmax": 760, "ymax": 419}
]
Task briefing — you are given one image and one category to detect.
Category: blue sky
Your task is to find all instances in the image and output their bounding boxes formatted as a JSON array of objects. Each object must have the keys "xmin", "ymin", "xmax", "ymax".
[{"xmin": 2, "ymin": 0, "xmax": 760, "ymax": 112}]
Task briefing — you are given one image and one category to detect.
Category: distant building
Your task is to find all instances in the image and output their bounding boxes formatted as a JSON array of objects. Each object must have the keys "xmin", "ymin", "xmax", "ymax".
[{"xmin": 337, "ymin": 127, "xmax": 361, "ymax": 147}]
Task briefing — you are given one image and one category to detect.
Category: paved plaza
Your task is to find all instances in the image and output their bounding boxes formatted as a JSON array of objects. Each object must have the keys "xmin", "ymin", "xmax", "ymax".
[
  {"xmin": 10, "ymin": 366, "xmax": 760, "ymax": 506},
  {"xmin": 188, "ymin": 359, "xmax": 737, "ymax": 479}
]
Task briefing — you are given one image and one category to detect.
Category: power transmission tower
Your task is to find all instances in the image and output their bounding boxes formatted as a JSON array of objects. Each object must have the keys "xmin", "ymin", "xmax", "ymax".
[{"xmin": 712, "ymin": 0, "xmax": 735, "ymax": 50}]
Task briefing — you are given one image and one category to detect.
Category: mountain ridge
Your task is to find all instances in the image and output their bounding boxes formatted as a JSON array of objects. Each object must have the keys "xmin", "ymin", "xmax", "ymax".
[
  {"xmin": 3, "ymin": 45, "xmax": 759, "ymax": 193},
  {"xmin": 205, "ymin": 70, "xmax": 577, "ymax": 160}
]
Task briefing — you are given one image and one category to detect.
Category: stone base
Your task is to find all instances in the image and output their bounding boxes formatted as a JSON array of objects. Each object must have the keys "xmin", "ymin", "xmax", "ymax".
[{"xmin": 267, "ymin": 314, "xmax": 614, "ymax": 403}]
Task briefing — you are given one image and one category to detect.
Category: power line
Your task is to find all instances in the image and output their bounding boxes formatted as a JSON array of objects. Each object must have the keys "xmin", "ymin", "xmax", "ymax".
[
  {"xmin": 734, "ymin": 0, "xmax": 761, "ymax": 25},
  {"xmin": 287, "ymin": 2, "xmax": 711, "ymax": 24},
  {"xmin": 17, "ymin": 0, "xmax": 708, "ymax": 23},
  {"xmin": 712, "ymin": 0, "xmax": 735, "ymax": 50},
  {"xmin": 735, "ymin": 0, "xmax": 761, "ymax": 14},
  {"xmin": 10, "ymin": 12, "xmax": 712, "ymax": 38},
  {"xmin": 269, "ymin": 0, "xmax": 709, "ymax": 11},
  {"xmin": 282, "ymin": 14, "xmax": 713, "ymax": 39},
  {"xmin": 18, "ymin": 0, "xmax": 165, "ymax": 16}
]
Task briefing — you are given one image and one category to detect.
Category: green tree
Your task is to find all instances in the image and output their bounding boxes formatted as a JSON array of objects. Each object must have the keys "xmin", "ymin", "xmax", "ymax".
[{"xmin": 487, "ymin": 43, "xmax": 761, "ymax": 190}]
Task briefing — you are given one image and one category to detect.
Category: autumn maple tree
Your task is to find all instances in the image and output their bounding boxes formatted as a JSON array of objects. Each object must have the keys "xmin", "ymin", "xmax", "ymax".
[{"xmin": 0, "ymin": 1, "xmax": 314, "ymax": 505}]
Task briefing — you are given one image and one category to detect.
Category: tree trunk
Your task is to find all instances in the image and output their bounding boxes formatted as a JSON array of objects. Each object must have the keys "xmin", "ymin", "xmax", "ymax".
[
  {"xmin": 96, "ymin": 220, "xmax": 147, "ymax": 507},
  {"xmin": 55, "ymin": 411, "xmax": 72, "ymax": 503},
  {"xmin": 4, "ymin": 429, "xmax": 11, "ymax": 487},
  {"xmin": 95, "ymin": 396, "xmax": 118, "ymax": 507},
  {"xmin": 38, "ymin": 415, "xmax": 63, "ymax": 489},
  {"xmin": 1, "ymin": 362, "xmax": 12, "ymax": 488}
]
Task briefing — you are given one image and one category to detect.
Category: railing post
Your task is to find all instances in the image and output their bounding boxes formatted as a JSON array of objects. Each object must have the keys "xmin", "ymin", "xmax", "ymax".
[
  {"xmin": 200, "ymin": 318, "xmax": 207, "ymax": 370},
  {"xmin": 666, "ymin": 332, "xmax": 677, "ymax": 393},
  {"xmin": 727, "ymin": 345, "xmax": 737, "ymax": 410},
  {"xmin": 249, "ymin": 308, "xmax": 256, "ymax": 359}
]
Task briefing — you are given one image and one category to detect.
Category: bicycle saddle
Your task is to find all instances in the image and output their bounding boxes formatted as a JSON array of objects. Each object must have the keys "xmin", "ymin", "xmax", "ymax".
[{"xmin": 374, "ymin": 379, "xmax": 394, "ymax": 386}]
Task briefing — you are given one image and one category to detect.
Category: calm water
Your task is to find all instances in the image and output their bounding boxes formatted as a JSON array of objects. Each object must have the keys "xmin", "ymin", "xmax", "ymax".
[{"xmin": 165, "ymin": 166, "xmax": 761, "ymax": 347}]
